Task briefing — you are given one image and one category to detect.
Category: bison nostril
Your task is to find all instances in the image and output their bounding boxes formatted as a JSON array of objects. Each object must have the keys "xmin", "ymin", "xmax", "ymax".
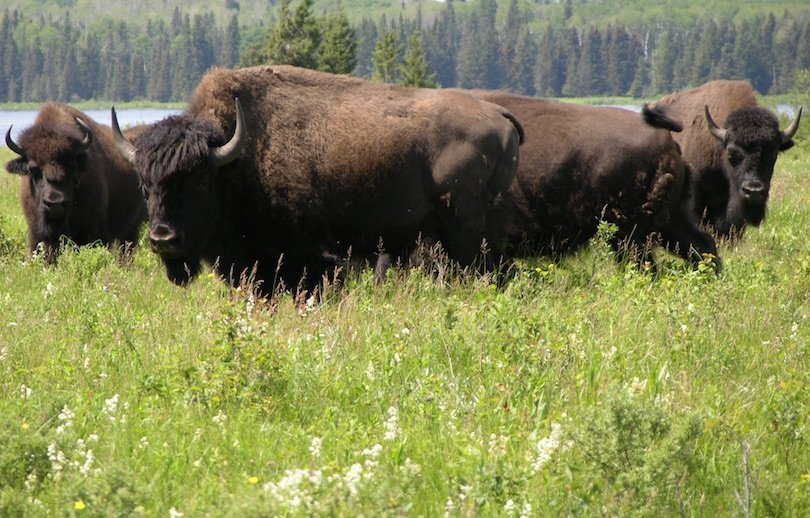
[{"xmin": 149, "ymin": 224, "xmax": 183, "ymax": 251}]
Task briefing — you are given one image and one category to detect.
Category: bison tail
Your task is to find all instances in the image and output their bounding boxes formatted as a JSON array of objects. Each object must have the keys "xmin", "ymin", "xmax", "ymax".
[
  {"xmin": 641, "ymin": 103, "xmax": 683, "ymax": 133},
  {"xmin": 499, "ymin": 109, "xmax": 526, "ymax": 145}
]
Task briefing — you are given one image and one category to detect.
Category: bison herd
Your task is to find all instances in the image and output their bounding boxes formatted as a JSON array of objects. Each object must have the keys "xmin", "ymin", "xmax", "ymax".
[{"xmin": 4, "ymin": 66, "xmax": 804, "ymax": 295}]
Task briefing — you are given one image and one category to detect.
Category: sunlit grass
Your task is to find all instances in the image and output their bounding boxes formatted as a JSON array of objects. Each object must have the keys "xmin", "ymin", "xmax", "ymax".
[{"xmin": 0, "ymin": 141, "xmax": 809, "ymax": 514}]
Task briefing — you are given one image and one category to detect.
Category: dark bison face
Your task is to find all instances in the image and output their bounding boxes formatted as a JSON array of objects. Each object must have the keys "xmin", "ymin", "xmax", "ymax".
[
  {"xmin": 5, "ymin": 120, "xmax": 92, "ymax": 242},
  {"xmin": 705, "ymin": 105, "xmax": 802, "ymax": 227},
  {"xmin": 112, "ymin": 99, "xmax": 245, "ymax": 286}
]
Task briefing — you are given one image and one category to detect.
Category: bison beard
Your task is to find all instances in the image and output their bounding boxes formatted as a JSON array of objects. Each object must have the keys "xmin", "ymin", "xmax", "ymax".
[{"xmin": 163, "ymin": 257, "xmax": 201, "ymax": 286}]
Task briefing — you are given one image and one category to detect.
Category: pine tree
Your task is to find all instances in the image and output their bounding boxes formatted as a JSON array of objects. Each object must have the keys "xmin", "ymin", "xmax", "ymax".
[
  {"xmin": 500, "ymin": 0, "xmax": 523, "ymax": 90},
  {"xmin": 651, "ymin": 30, "xmax": 677, "ymax": 95},
  {"xmin": 221, "ymin": 15, "xmax": 240, "ymax": 67},
  {"xmin": 265, "ymin": 0, "xmax": 322, "ymax": 69},
  {"xmin": 398, "ymin": 31, "xmax": 437, "ymax": 88},
  {"xmin": 319, "ymin": 9, "xmax": 356, "ymax": 74},
  {"xmin": 425, "ymin": 0, "xmax": 458, "ymax": 87},
  {"xmin": 512, "ymin": 29, "xmax": 537, "ymax": 96},
  {"xmin": 353, "ymin": 18, "xmax": 378, "ymax": 78},
  {"xmin": 371, "ymin": 30, "xmax": 401, "ymax": 83}
]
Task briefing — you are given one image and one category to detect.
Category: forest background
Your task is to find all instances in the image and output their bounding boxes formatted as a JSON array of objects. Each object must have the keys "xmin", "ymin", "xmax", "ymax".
[{"xmin": 2, "ymin": 0, "xmax": 810, "ymax": 104}]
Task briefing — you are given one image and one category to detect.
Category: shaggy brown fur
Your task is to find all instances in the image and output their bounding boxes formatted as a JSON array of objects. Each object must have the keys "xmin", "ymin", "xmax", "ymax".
[
  {"xmin": 653, "ymin": 80, "xmax": 802, "ymax": 237},
  {"xmin": 5, "ymin": 103, "xmax": 147, "ymax": 262},
  {"xmin": 472, "ymin": 91, "xmax": 718, "ymax": 266},
  {"xmin": 121, "ymin": 65, "xmax": 523, "ymax": 294}
]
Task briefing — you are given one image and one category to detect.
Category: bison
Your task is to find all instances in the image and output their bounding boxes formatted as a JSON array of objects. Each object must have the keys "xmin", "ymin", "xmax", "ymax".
[
  {"xmin": 5, "ymin": 103, "xmax": 147, "ymax": 262},
  {"xmin": 471, "ymin": 91, "xmax": 718, "ymax": 268},
  {"xmin": 652, "ymin": 80, "xmax": 803, "ymax": 238},
  {"xmin": 111, "ymin": 65, "xmax": 523, "ymax": 294}
]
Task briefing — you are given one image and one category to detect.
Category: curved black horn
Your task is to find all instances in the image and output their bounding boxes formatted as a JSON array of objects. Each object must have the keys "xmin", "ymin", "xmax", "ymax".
[
  {"xmin": 781, "ymin": 105, "xmax": 803, "ymax": 144},
  {"xmin": 111, "ymin": 106, "xmax": 137, "ymax": 165},
  {"xmin": 704, "ymin": 105, "xmax": 727, "ymax": 142},
  {"xmin": 5, "ymin": 126, "xmax": 25, "ymax": 157},
  {"xmin": 211, "ymin": 98, "xmax": 246, "ymax": 167},
  {"xmin": 75, "ymin": 117, "xmax": 94, "ymax": 147}
]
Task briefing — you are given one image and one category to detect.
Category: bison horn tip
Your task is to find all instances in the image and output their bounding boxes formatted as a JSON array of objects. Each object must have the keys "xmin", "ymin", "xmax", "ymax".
[
  {"xmin": 210, "ymin": 98, "xmax": 246, "ymax": 168},
  {"xmin": 111, "ymin": 106, "xmax": 138, "ymax": 165},
  {"xmin": 5, "ymin": 125, "xmax": 25, "ymax": 157}
]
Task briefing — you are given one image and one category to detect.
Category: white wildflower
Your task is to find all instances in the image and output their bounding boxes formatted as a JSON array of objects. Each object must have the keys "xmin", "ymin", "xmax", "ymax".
[
  {"xmin": 56, "ymin": 405, "xmax": 75, "ymax": 435},
  {"xmin": 24, "ymin": 471, "xmax": 38, "ymax": 491},
  {"xmin": 383, "ymin": 406, "xmax": 400, "ymax": 441},
  {"xmin": 532, "ymin": 422, "xmax": 564, "ymax": 474},
  {"xmin": 138, "ymin": 436, "xmax": 150, "ymax": 450},
  {"xmin": 43, "ymin": 282, "xmax": 55, "ymax": 299},
  {"xmin": 344, "ymin": 463, "xmax": 364, "ymax": 496},
  {"xmin": 0, "ymin": 346, "xmax": 7, "ymax": 361},
  {"xmin": 488, "ymin": 433, "xmax": 508, "ymax": 458},
  {"xmin": 444, "ymin": 497, "xmax": 456, "ymax": 518},
  {"xmin": 309, "ymin": 436, "xmax": 322, "ymax": 458},
  {"xmin": 362, "ymin": 443, "xmax": 383, "ymax": 458},
  {"xmin": 504, "ymin": 499, "xmax": 516, "ymax": 512},
  {"xmin": 605, "ymin": 345, "xmax": 618, "ymax": 359},
  {"xmin": 19, "ymin": 384, "xmax": 33, "ymax": 399},
  {"xmin": 47, "ymin": 443, "xmax": 66, "ymax": 481},
  {"xmin": 458, "ymin": 483, "xmax": 473, "ymax": 501},
  {"xmin": 103, "ymin": 394, "xmax": 120, "ymax": 422},
  {"xmin": 520, "ymin": 502, "xmax": 533, "ymax": 518},
  {"xmin": 401, "ymin": 457, "xmax": 421, "ymax": 476},
  {"xmin": 169, "ymin": 507, "xmax": 184, "ymax": 518},
  {"xmin": 212, "ymin": 410, "xmax": 228, "ymax": 427},
  {"xmin": 365, "ymin": 361, "xmax": 376, "ymax": 381},
  {"xmin": 626, "ymin": 377, "xmax": 648, "ymax": 397},
  {"xmin": 78, "ymin": 449, "xmax": 95, "ymax": 476}
]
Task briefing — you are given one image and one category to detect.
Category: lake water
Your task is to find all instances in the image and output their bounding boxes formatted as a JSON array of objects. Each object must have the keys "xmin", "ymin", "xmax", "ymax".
[{"xmin": 1, "ymin": 108, "xmax": 182, "ymax": 148}]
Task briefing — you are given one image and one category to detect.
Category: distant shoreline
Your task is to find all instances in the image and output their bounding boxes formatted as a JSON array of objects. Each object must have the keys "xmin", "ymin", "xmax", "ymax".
[{"xmin": 0, "ymin": 101, "xmax": 187, "ymax": 111}]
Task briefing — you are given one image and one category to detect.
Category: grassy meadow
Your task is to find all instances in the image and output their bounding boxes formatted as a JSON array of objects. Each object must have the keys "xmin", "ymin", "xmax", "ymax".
[{"xmin": 1, "ymin": 129, "xmax": 809, "ymax": 516}]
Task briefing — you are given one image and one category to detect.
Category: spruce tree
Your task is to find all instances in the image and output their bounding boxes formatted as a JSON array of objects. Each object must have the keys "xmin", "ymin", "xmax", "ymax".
[
  {"xmin": 371, "ymin": 30, "xmax": 401, "ymax": 83},
  {"xmin": 398, "ymin": 31, "xmax": 437, "ymax": 88},
  {"xmin": 319, "ymin": 9, "xmax": 356, "ymax": 74},
  {"xmin": 265, "ymin": 0, "xmax": 321, "ymax": 69}
]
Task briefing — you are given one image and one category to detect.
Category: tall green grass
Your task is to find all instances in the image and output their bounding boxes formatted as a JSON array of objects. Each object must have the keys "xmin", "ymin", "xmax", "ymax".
[{"xmin": 1, "ymin": 138, "xmax": 809, "ymax": 515}]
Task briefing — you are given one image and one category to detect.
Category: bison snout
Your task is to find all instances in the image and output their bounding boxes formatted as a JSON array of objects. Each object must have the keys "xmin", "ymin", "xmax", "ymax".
[
  {"xmin": 741, "ymin": 181, "xmax": 767, "ymax": 204},
  {"xmin": 42, "ymin": 196, "xmax": 67, "ymax": 219},
  {"xmin": 149, "ymin": 224, "xmax": 185, "ymax": 256}
]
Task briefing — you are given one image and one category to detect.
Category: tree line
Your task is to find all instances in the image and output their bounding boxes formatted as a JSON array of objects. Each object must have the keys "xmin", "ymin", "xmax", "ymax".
[{"xmin": 1, "ymin": 0, "xmax": 808, "ymax": 104}]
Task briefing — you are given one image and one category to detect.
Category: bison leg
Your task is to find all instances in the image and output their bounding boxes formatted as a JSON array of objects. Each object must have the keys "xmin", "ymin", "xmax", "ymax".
[{"xmin": 660, "ymin": 209, "xmax": 721, "ymax": 271}]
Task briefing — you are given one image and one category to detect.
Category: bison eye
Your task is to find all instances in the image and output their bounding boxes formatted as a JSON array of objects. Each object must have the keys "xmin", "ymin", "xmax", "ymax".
[
  {"xmin": 28, "ymin": 166, "xmax": 42, "ymax": 180},
  {"xmin": 727, "ymin": 148, "xmax": 744, "ymax": 166}
]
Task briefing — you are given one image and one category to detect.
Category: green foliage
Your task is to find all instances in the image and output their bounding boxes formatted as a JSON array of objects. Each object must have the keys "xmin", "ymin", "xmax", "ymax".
[
  {"xmin": 318, "ymin": 10, "xmax": 357, "ymax": 74},
  {"xmin": 371, "ymin": 30, "xmax": 401, "ymax": 84},
  {"xmin": 398, "ymin": 32, "xmax": 436, "ymax": 88}
]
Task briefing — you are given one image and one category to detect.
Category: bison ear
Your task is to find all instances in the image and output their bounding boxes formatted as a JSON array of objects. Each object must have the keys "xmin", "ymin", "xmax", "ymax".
[
  {"xmin": 779, "ymin": 139, "xmax": 795, "ymax": 152},
  {"xmin": 5, "ymin": 158, "xmax": 29, "ymax": 176}
]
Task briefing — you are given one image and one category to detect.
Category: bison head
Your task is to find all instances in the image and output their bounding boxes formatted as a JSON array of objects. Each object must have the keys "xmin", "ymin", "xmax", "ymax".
[
  {"xmin": 5, "ymin": 119, "xmax": 93, "ymax": 249},
  {"xmin": 112, "ymin": 98, "xmax": 245, "ymax": 286},
  {"xmin": 704, "ymin": 104, "xmax": 802, "ymax": 229}
]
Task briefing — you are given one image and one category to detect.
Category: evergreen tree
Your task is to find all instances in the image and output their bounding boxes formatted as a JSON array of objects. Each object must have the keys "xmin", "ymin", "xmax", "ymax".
[
  {"xmin": 398, "ymin": 31, "xmax": 437, "ymax": 88},
  {"xmin": 265, "ymin": 0, "xmax": 321, "ymax": 69},
  {"xmin": 353, "ymin": 18, "xmax": 378, "ymax": 78},
  {"xmin": 319, "ymin": 9, "xmax": 356, "ymax": 74},
  {"xmin": 650, "ymin": 30, "xmax": 677, "ymax": 94},
  {"xmin": 0, "ymin": 9, "xmax": 20, "ymax": 101},
  {"xmin": 221, "ymin": 14, "xmax": 240, "ymax": 67},
  {"xmin": 425, "ymin": 0, "xmax": 458, "ymax": 87},
  {"xmin": 512, "ymin": 29, "xmax": 537, "ymax": 96},
  {"xmin": 500, "ymin": 0, "xmax": 523, "ymax": 90},
  {"xmin": 371, "ymin": 30, "xmax": 401, "ymax": 83}
]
